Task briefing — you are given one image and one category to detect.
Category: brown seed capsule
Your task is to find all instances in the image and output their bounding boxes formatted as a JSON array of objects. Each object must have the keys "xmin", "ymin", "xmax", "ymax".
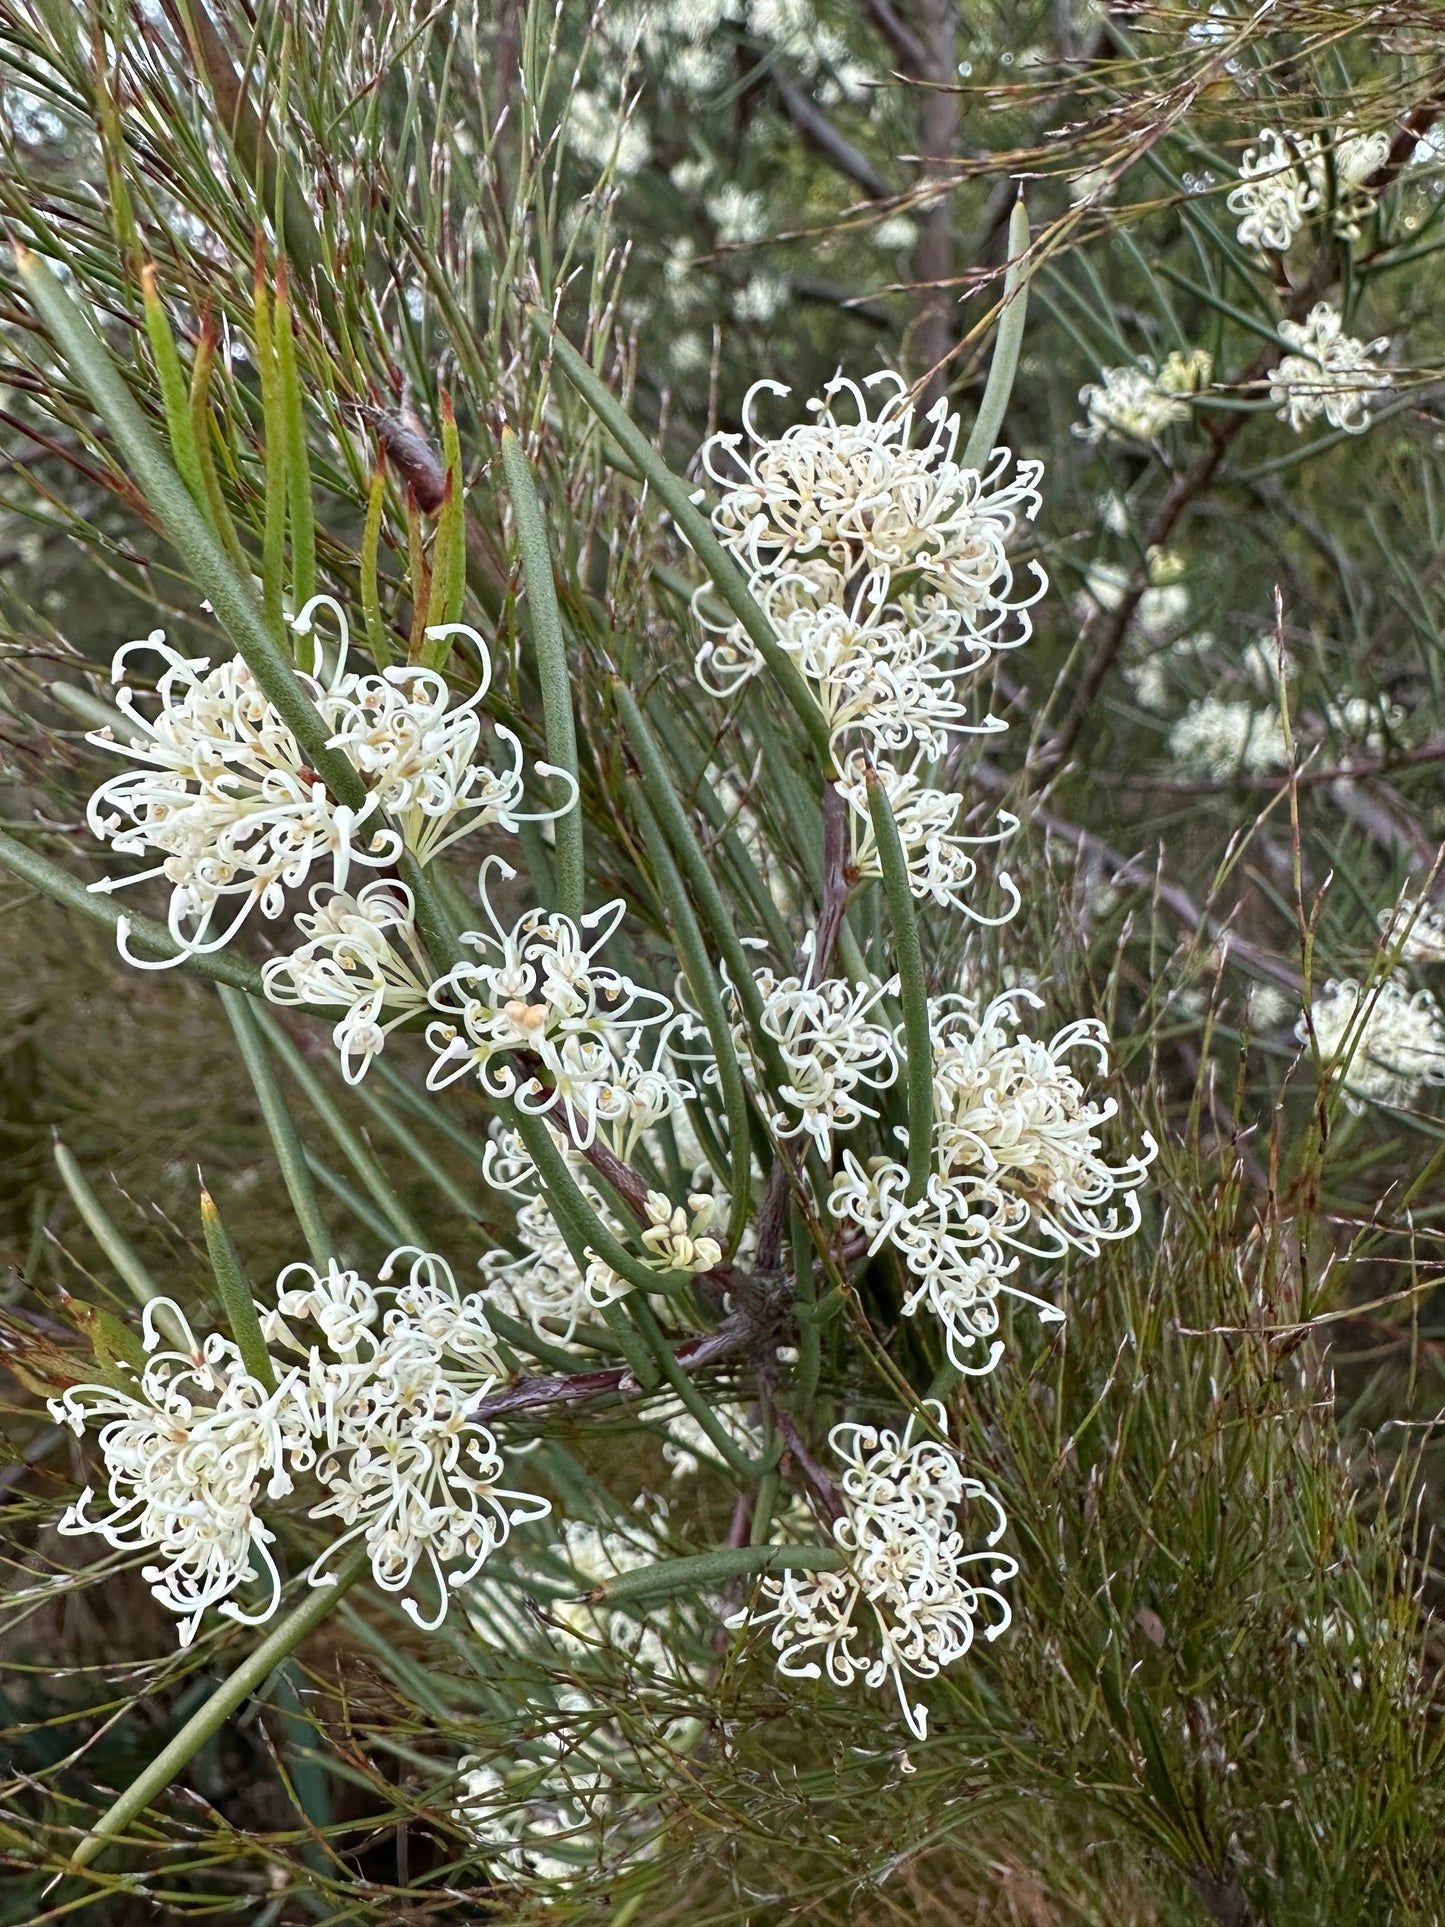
[{"xmin": 374, "ymin": 403, "xmax": 447, "ymax": 513}]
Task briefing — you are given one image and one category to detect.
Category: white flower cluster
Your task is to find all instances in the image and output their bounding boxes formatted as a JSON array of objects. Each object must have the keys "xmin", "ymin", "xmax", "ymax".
[
  {"xmin": 696, "ymin": 370, "xmax": 1042, "ymax": 920},
  {"xmin": 1168, "ymin": 696, "xmax": 1290, "ymax": 780},
  {"xmin": 479, "ymin": 1120, "xmax": 721, "ymax": 1344},
  {"xmin": 1380, "ymin": 896, "xmax": 1445, "ymax": 965},
  {"xmin": 1298, "ymin": 976, "xmax": 1445, "ymax": 1111},
  {"xmin": 85, "ymin": 600, "xmax": 564, "ymax": 973},
  {"xmin": 733, "ymin": 1406, "xmax": 1015, "ymax": 1740},
  {"xmin": 1270, "ymin": 303, "xmax": 1391, "ymax": 435},
  {"xmin": 1228, "ymin": 124, "xmax": 1389, "ymax": 254},
  {"xmin": 830, "ymin": 991, "xmax": 1155, "ymax": 1372},
  {"xmin": 49, "ymin": 1248, "xmax": 549, "ymax": 1643},
  {"xmin": 731, "ymin": 964, "xmax": 900, "ymax": 1159},
  {"xmin": 427, "ymin": 860, "xmax": 695, "ymax": 1152},
  {"xmin": 261, "ymin": 880, "xmax": 432, "ymax": 1083},
  {"xmin": 1075, "ymin": 348, "xmax": 1213, "ymax": 445}
]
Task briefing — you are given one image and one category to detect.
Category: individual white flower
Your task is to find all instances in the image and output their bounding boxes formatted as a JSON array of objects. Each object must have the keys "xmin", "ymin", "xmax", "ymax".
[
  {"xmin": 1297, "ymin": 975, "xmax": 1445, "ymax": 1111},
  {"xmin": 1270, "ymin": 303, "xmax": 1390, "ymax": 434},
  {"xmin": 699, "ymin": 371, "xmax": 1047, "ymax": 650},
  {"xmin": 698, "ymin": 569, "xmax": 999, "ymax": 757},
  {"xmin": 48, "ymin": 1303, "xmax": 304, "ymax": 1646},
  {"xmin": 306, "ymin": 1346, "xmax": 549, "ymax": 1629},
  {"xmin": 729, "ymin": 964, "xmax": 900, "ymax": 1159},
  {"xmin": 260, "ymin": 880, "xmax": 432, "ymax": 1083},
  {"xmin": 455, "ymin": 1756, "xmax": 608, "ymax": 1883},
  {"xmin": 84, "ymin": 630, "xmax": 400, "ymax": 966},
  {"xmin": 1227, "ymin": 127, "xmax": 1323, "ymax": 252},
  {"xmin": 1240, "ymin": 634, "xmax": 1295, "ymax": 692},
  {"xmin": 731, "ymin": 1405, "xmax": 1015, "ymax": 1739},
  {"xmin": 425, "ymin": 860, "xmax": 689, "ymax": 1147},
  {"xmin": 733, "ymin": 270, "xmax": 789, "ymax": 325},
  {"xmin": 1379, "ymin": 896, "xmax": 1445, "ymax": 965},
  {"xmin": 835, "ymin": 754, "xmax": 1021, "ymax": 922},
  {"xmin": 1077, "ymin": 561, "xmax": 1190, "ymax": 641},
  {"xmin": 871, "ymin": 213, "xmax": 918, "ymax": 250},
  {"xmin": 638, "ymin": 1189, "xmax": 724, "ymax": 1272},
  {"xmin": 1075, "ymin": 349, "xmax": 1212, "ymax": 444},
  {"xmin": 1324, "ymin": 692, "xmax": 1402, "ymax": 757},
  {"xmin": 264, "ymin": 1257, "xmax": 382, "ymax": 1361},
  {"xmin": 707, "ymin": 182, "xmax": 768, "ymax": 244},
  {"xmin": 1246, "ymin": 981, "xmax": 1293, "ymax": 1030},
  {"xmin": 1168, "ymin": 697, "xmax": 1290, "ymax": 779}
]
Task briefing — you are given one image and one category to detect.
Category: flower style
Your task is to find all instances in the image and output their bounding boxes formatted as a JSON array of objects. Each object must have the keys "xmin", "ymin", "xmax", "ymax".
[
  {"xmin": 829, "ymin": 990, "xmax": 1155, "ymax": 1370},
  {"xmin": 1379, "ymin": 896, "xmax": 1445, "ymax": 965},
  {"xmin": 699, "ymin": 370, "xmax": 1046, "ymax": 650},
  {"xmin": 836, "ymin": 754, "xmax": 1021, "ymax": 921},
  {"xmin": 732, "ymin": 1404, "xmax": 1015, "ymax": 1739},
  {"xmin": 1297, "ymin": 975, "xmax": 1445, "ymax": 1111},
  {"xmin": 730, "ymin": 965, "xmax": 900, "ymax": 1159},
  {"xmin": 261, "ymin": 880, "xmax": 433, "ymax": 1082},
  {"xmin": 48, "ymin": 1303, "xmax": 306, "ymax": 1645},
  {"xmin": 1075, "ymin": 349, "xmax": 1213, "ymax": 445},
  {"xmin": 425, "ymin": 860, "xmax": 691, "ymax": 1147},
  {"xmin": 84, "ymin": 599, "xmax": 570, "ymax": 966},
  {"xmin": 1270, "ymin": 303, "xmax": 1391, "ymax": 434},
  {"xmin": 1227, "ymin": 127, "xmax": 1323, "ymax": 251}
]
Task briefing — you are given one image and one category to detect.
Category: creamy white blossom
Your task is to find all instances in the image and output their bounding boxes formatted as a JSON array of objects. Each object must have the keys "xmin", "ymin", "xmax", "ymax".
[
  {"xmin": 567, "ymin": 87, "xmax": 651, "ymax": 178},
  {"xmin": 84, "ymin": 600, "xmax": 567, "ymax": 965},
  {"xmin": 1075, "ymin": 349, "xmax": 1212, "ymax": 444},
  {"xmin": 1228, "ymin": 127, "xmax": 1323, "ymax": 251},
  {"xmin": 426, "ymin": 860, "xmax": 692, "ymax": 1147},
  {"xmin": 732, "ymin": 1405, "xmax": 1015, "ymax": 1739},
  {"xmin": 830, "ymin": 990, "xmax": 1154, "ymax": 1368},
  {"xmin": 730, "ymin": 964, "xmax": 900, "ymax": 1158},
  {"xmin": 1168, "ymin": 696, "xmax": 1290, "ymax": 779},
  {"xmin": 1298, "ymin": 975, "xmax": 1445, "ymax": 1111},
  {"xmin": 836, "ymin": 754, "xmax": 1021, "ymax": 922},
  {"xmin": 260, "ymin": 879, "xmax": 432, "ymax": 1082},
  {"xmin": 1379, "ymin": 896, "xmax": 1445, "ymax": 965},
  {"xmin": 698, "ymin": 569, "xmax": 1001, "ymax": 758},
  {"xmin": 1313, "ymin": 124, "xmax": 1392, "ymax": 240},
  {"xmin": 699, "ymin": 370, "xmax": 1046, "ymax": 653},
  {"xmin": 49, "ymin": 1303, "xmax": 304, "ymax": 1646},
  {"xmin": 1271, "ymin": 303, "xmax": 1391, "ymax": 434},
  {"xmin": 53, "ymin": 1249, "xmax": 548, "ymax": 1642}
]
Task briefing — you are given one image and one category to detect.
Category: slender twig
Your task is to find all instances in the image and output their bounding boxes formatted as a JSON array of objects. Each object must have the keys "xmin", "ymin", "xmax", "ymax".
[
  {"xmin": 808, "ymin": 780, "xmax": 851, "ymax": 983},
  {"xmin": 770, "ymin": 71, "xmax": 892, "ymax": 201},
  {"xmin": 468, "ymin": 1319, "xmax": 749, "ymax": 1422},
  {"xmin": 975, "ymin": 762, "xmax": 1305, "ymax": 993},
  {"xmin": 863, "ymin": 0, "xmax": 929, "ymax": 76}
]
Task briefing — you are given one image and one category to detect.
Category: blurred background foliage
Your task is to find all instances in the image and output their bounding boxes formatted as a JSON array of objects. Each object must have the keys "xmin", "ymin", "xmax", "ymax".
[{"xmin": 1, "ymin": 1, "xmax": 1444, "ymax": 1921}]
